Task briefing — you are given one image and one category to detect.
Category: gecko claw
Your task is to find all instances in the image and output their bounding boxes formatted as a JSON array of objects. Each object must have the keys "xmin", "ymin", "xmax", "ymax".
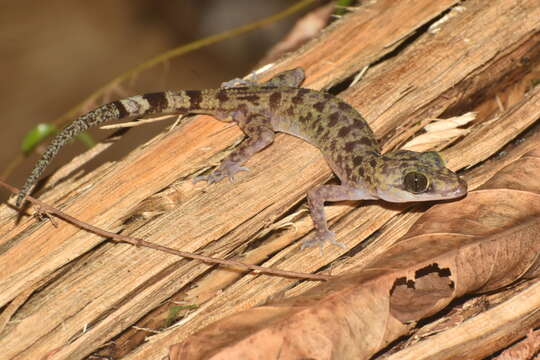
[
  {"xmin": 227, "ymin": 166, "xmax": 249, "ymax": 182},
  {"xmin": 301, "ymin": 230, "xmax": 346, "ymax": 255},
  {"xmin": 193, "ymin": 163, "xmax": 249, "ymax": 185},
  {"xmin": 192, "ymin": 172, "xmax": 223, "ymax": 184}
]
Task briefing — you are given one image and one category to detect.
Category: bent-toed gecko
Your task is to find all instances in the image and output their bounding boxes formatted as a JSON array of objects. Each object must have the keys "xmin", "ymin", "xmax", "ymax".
[{"xmin": 16, "ymin": 68, "xmax": 467, "ymax": 249}]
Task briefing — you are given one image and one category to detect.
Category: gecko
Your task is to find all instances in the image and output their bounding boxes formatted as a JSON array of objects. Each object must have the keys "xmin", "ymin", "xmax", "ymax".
[{"xmin": 15, "ymin": 68, "xmax": 467, "ymax": 249}]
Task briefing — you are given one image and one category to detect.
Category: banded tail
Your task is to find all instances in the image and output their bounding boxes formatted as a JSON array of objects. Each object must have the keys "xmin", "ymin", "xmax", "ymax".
[{"xmin": 16, "ymin": 89, "xmax": 224, "ymax": 207}]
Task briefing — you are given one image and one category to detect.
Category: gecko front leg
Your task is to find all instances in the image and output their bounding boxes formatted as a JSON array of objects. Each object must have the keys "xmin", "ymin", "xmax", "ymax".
[
  {"xmin": 195, "ymin": 69, "xmax": 304, "ymax": 184},
  {"xmin": 302, "ymin": 184, "xmax": 375, "ymax": 250},
  {"xmin": 194, "ymin": 114, "xmax": 275, "ymax": 184}
]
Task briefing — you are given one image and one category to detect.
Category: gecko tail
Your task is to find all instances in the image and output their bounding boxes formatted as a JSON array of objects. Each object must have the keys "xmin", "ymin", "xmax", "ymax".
[
  {"xmin": 16, "ymin": 90, "xmax": 219, "ymax": 207},
  {"xmin": 15, "ymin": 101, "xmax": 131, "ymax": 208}
]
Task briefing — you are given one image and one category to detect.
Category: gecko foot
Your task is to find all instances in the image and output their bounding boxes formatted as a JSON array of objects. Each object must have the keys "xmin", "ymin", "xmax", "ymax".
[
  {"xmin": 300, "ymin": 230, "xmax": 346, "ymax": 254},
  {"xmin": 221, "ymin": 76, "xmax": 259, "ymax": 89},
  {"xmin": 193, "ymin": 162, "xmax": 249, "ymax": 185}
]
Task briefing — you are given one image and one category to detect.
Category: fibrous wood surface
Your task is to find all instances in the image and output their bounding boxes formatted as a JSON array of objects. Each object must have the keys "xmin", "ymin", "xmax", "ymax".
[{"xmin": 0, "ymin": 0, "xmax": 539, "ymax": 359}]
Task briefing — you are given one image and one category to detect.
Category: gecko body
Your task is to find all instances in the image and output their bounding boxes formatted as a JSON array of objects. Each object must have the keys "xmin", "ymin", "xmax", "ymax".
[{"xmin": 17, "ymin": 68, "xmax": 467, "ymax": 249}]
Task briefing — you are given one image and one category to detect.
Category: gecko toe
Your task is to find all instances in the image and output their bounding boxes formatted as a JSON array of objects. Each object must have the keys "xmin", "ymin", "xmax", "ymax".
[
  {"xmin": 192, "ymin": 171, "xmax": 225, "ymax": 185},
  {"xmin": 329, "ymin": 239, "xmax": 347, "ymax": 249},
  {"xmin": 221, "ymin": 73, "xmax": 259, "ymax": 89},
  {"xmin": 300, "ymin": 231, "xmax": 344, "ymax": 254},
  {"xmin": 193, "ymin": 163, "xmax": 249, "ymax": 185},
  {"xmin": 221, "ymin": 78, "xmax": 256, "ymax": 89},
  {"xmin": 224, "ymin": 164, "xmax": 249, "ymax": 183},
  {"xmin": 192, "ymin": 176, "xmax": 205, "ymax": 184}
]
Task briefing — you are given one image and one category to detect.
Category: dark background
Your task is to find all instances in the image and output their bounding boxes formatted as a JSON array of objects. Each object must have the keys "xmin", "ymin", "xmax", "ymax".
[{"xmin": 1, "ymin": 0, "xmax": 309, "ymax": 196}]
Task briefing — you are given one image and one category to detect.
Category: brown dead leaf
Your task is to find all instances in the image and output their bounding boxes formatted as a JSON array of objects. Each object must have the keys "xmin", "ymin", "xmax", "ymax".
[
  {"xmin": 171, "ymin": 150, "xmax": 540, "ymax": 359},
  {"xmin": 389, "ymin": 264, "xmax": 454, "ymax": 323}
]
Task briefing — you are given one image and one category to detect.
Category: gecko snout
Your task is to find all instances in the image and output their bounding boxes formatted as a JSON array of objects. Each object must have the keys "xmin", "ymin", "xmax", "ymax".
[{"xmin": 453, "ymin": 176, "xmax": 468, "ymax": 197}]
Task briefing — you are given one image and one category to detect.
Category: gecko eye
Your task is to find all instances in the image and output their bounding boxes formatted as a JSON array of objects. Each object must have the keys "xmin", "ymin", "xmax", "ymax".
[{"xmin": 403, "ymin": 172, "xmax": 429, "ymax": 193}]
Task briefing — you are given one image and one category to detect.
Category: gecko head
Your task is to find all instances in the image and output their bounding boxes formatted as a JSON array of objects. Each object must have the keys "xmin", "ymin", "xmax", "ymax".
[{"xmin": 373, "ymin": 150, "xmax": 467, "ymax": 203}]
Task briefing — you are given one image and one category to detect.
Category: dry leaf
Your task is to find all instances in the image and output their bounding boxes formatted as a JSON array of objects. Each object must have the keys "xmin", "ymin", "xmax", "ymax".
[
  {"xmin": 171, "ymin": 148, "xmax": 540, "ymax": 359},
  {"xmin": 389, "ymin": 264, "xmax": 454, "ymax": 323}
]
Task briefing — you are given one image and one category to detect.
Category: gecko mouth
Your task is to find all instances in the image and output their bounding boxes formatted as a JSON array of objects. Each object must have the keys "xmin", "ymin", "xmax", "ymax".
[{"xmin": 447, "ymin": 177, "xmax": 468, "ymax": 198}]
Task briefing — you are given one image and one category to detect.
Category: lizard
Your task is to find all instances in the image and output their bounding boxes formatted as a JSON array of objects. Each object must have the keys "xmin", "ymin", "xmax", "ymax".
[{"xmin": 15, "ymin": 68, "xmax": 467, "ymax": 249}]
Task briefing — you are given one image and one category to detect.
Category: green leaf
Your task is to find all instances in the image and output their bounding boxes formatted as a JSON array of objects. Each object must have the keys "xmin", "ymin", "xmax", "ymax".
[
  {"xmin": 21, "ymin": 123, "xmax": 96, "ymax": 155},
  {"xmin": 75, "ymin": 132, "xmax": 96, "ymax": 148},
  {"xmin": 335, "ymin": 0, "xmax": 354, "ymax": 15},
  {"xmin": 21, "ymin": 123, "xmax": 58, "ymax": 154},
  {"xmin": 166, "ymin": 304, "xmax": 198, "ymax": 326}
]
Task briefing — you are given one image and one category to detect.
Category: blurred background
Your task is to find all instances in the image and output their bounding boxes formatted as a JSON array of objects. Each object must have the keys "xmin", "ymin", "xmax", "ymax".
[{"xmin": 1, "ymin": 0, "xmax": 320, "ymax": 198}]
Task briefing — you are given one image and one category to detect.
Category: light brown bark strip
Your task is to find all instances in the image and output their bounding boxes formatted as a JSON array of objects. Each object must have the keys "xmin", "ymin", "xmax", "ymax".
[{"xmin": 0, "ymin": 0, "xmax": 538, "ymax": 359}]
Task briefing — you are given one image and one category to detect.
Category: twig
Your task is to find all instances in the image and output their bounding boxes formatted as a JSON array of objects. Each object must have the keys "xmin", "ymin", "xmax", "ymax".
[{"xmin": 0, "ymin": 179, "xmax": 331, "ymax": 281}]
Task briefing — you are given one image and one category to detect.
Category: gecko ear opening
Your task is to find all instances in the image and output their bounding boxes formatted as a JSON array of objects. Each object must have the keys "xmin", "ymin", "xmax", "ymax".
[{"xmin": 403, "ymin": 171, "xmax": 429, "ymax": 193}]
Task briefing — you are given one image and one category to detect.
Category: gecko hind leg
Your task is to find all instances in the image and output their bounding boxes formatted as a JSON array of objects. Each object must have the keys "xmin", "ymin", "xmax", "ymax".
[
  {"xmin": 261, "ymin": 68, "xmax": 305, "ymax": 88},
  {"xmin": 221, "ymin": 68, "xmax": 305, "ymax": 89},
  {"xmin": 194, "ymin": 114, "xmax": 275, "ymax": 184}
]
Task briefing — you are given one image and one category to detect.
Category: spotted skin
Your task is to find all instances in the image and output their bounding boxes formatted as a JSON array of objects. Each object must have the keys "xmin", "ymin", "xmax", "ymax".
[{"xmin": 16, "ymin": 68, "xmax": 467, "ymax": 250}]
